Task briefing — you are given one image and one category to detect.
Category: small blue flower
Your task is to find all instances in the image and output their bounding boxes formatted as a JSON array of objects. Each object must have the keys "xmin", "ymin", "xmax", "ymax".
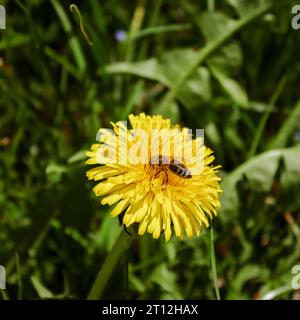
[{"xmin": 115, "ymin": 30, "xmax": 127, "ymax": 42}]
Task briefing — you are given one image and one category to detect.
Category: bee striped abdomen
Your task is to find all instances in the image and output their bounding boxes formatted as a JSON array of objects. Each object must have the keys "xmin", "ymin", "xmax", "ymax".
[
  {"xmin": 169, "ymin": 163, "xmax": 192, "ymax": 178},
  {"xmin": 150, "ymin": 155, "xmax": 192, "ymax": 179}
]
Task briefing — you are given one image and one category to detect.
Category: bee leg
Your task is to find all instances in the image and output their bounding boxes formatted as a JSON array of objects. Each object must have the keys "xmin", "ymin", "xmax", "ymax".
[
  {"xmin": 118, "ymin": 215, "xmax": 132, "ymax": 235},
  {"xmin": 118, "ymin": 215, "xmax": 122, "ymax": 226},
  {"xmin": 123, "ymin": 225, "xmax": 132, "ymax": 236}
]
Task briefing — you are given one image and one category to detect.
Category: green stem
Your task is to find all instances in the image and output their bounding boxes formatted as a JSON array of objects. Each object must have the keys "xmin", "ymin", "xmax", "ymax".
[
  {"xmin": 87, "ymin": 230, "xmax": 134, "ymax": 300},
  {"xmin": 210, "ymin": 226, "xmax": 221, "ymax": 300},
  {"xmin": 15, "ymin": 253, "xmax": 22, "ymax": 300}
]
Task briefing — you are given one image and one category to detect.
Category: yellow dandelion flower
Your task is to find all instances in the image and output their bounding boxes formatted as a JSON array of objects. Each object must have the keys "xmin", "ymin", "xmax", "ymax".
[{"xmin": 86, "ymin": 113, "xmax": 222, "ymax": 242}]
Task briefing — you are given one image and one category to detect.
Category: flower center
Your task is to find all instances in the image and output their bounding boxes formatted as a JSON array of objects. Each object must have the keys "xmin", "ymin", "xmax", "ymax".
[{"xmin": 147, "ymin": 163, "xmax": 170, "ymax": 190}]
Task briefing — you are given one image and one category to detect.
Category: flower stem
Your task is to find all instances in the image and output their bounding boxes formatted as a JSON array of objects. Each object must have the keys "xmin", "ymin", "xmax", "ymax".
[
  {"xmin": 87, "ymin": 230, "xmax": 134, "ymax": 300},
  {"xmin": 210, "ymin": 226, "xmax": 221, "ymax": 300}
]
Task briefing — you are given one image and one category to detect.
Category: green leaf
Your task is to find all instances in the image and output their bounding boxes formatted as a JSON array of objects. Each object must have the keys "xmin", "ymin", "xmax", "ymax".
[
  {"xmin": 208, "ymin": 42, "xmax": 243, "ymax": 74},
  {"xmin": 46, "ymin": 163, "xmax": 67, "ymax": 183},
  {"xmin": 44, "ymin": 47, "xmax": 82, "ymax": 80},
  {"xmin": 242, "ymin": 151, "xmax": 280, "ymax": 191},
  {"xmin": 105, "ymin": 49, "xmax": 212, "ymax": 109},
  {"xmin": 0, "ymin": 34, "xmax": 30, "ymax": 50},
  {"xmin": 152, "ymin": 101, "xmax": 180, "ymax": 123},
  {"xmin": 220, "ymin": 174, "xmax": 240, "ymax": 217},
  {"xmin": 195, "ymin": 11, "xmax": 243, "ymax": 75},
  {"xmin": 261, "ymin": 285, "xmax": 293, "ymax": 300},
  {"xmin": 196, "ymin": 11, "xmax": 248, "ymax": 108},
  {"xmin": 281, "ymin": 143, "xmax": 300, "ymax": 188},
  {"xmin": 68, "ymin": 150, "xmax": 86, "ymax": 164},
  {"xmin": 106, "ymin": 58, "xmax": 165, "ymax": 83},
  {"xmin": 31, "ymin": 276, "xmax": 54, "ymax": 299},
  {"xmin": 230, "ymin": 265, "xmax": 269, "ymax": 294},
  {"xmin": 210, "ymin": 64, "xmax": 249, "ymax": 108},
  {"xmin": 149, "ymin": 264, "xmax": 183, "ymax": 299},
  {"xmin": 159, "ymin": 1, "xmax": 272, "ymax": 112},
  {"xmin": 205, "ymin": 122, "xmax": 222, "ymax": 147},
  {"xmin": 227, "ymin": 0, "xmax": 272, "ymax": 17},
  {"xmin": 196, "ymin": 11, "xmax": 236, "ymax": 42},
  {"xmin": 225, "ymin": 126, "xmax": 246, "ymax": 151},
  {"xmin": 221, "ymin": 144, "xmax": 300, "ymax": 217}
]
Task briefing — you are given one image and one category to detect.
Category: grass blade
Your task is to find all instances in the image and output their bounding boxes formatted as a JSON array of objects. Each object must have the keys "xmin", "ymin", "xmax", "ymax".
[
  {"xmin": 267, "ymin": 99, "xmax": 300, "ymax": 149},
  {"xmin": 51, "ymin": 0, "xmax": 87, "ymax": 74},
  {"xmin": 210, "ymin": 226, "xmax": 221, "ymax": 300},
  {"xmin": 248, "ymin": 76, "xmax": 287, "ymax": 158},
  {"xmin": 15, "ymin": 254, "xmax": 22, "ymax": 300}
]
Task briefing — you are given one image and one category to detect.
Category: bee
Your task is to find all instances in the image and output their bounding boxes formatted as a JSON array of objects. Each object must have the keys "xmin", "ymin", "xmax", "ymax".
[{"xmin": 151, "ymin": 155, "xmax": 192, "ymax": 179}]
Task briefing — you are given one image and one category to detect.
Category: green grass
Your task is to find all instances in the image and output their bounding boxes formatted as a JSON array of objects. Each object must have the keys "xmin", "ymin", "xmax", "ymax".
[{"xmin": 0, "ymin": 0, "xmax": 300, "ymax": 300}]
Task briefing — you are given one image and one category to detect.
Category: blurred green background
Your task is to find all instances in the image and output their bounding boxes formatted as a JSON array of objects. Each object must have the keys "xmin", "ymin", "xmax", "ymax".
[{"xmin": 1, "ymin": 0, "xmax": 300, "ymax": 300}]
